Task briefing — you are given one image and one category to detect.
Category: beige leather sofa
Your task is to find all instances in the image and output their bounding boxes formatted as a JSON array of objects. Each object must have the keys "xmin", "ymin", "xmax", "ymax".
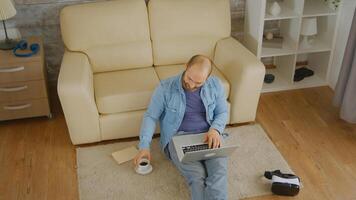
[{"xmin": 58, "ymin": 0, "xmax": 265, "ymax": 145}]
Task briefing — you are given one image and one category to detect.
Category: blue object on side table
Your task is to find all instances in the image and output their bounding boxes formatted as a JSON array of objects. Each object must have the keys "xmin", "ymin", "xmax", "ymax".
[{"xmin": 13, "ymin": 40, "xmax": 40, "ymax": 57}]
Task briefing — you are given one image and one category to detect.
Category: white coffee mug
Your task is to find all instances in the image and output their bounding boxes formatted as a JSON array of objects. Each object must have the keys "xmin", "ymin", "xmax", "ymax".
[{"xmin": 135, "ymin": 158, "xmax": 153, "ymax": 175}]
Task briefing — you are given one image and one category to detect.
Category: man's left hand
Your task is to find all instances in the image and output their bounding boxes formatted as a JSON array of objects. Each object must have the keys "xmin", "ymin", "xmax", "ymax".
[{"xmin": 203, "ymin": 129, "xmax": 221, "ymax": 149}]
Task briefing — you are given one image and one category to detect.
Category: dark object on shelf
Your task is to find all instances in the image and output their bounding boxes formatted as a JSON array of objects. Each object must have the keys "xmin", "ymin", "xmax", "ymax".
[
  {"xmin": 294, "ymin": 67, "xmax": 314, "ymax": 82},
  {"xmin": 264, "ymin": 74, "xmax": 275, "ymax": 83},
  {"xmin": 264, "ymin": 170, "xmax": 301, "ymax": 196}
]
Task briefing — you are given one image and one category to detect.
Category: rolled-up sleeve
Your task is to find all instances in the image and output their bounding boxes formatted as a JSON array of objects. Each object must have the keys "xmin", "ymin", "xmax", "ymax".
[
  {"xmin": 210, "ymin": 78, "xmax": 228, "ymax": 134},
  {"xmin": 138, "ymin": 84, "xmax": 165, "ymax": 150}
]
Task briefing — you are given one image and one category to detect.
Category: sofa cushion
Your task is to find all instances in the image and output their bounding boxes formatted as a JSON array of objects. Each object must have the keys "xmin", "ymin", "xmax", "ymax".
[
  {"xmin": 60, "ymin": 0, "xmax": 152, "ymax": 73},
  {"xmin": 94, "ymin": 67, "xmax": 160, "ymax": 114},
  {"xmin": 99, "ymin": 110, "xmax": 160, "ymax": 141},
  {"xmin": 154, "ymin": 64, "xmax": 230, "ymax": 98},
  {"xmin": 148, "ymin": 0, "xmax": 231, "ymax": 66}
]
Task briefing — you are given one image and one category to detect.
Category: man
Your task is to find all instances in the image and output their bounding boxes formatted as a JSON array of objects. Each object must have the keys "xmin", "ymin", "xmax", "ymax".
[{"xmin": 134, "ymin": 55, "xmax": 229, "ymax": 200}]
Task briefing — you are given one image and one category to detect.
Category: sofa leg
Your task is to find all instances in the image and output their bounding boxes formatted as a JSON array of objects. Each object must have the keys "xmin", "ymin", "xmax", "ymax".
[{"xmin": 47, "ymin": 113, "xmax": 53, "ymax": 119}]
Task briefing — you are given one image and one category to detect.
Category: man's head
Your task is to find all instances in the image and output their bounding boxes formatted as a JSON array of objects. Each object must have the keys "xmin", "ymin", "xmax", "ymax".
[{"xmin": 182, "ymin": 55, "xmax": 212, "ymax": 91}]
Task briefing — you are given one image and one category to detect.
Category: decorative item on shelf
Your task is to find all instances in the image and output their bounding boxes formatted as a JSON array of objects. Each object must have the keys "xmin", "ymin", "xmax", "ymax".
[
  {"xmin": 300, "ymin": 17, "xmax": 317, "ymax": 49},
  {"xmin": 269, "ymin": 1, "xmax": 281, "ymax": 17},
  {"xmin": 266, "ymin": 32, "xmax": 274, "ymax": 40},
  {"xmin": 0, "ymin": 0, "xmax": 17, "ymax": 50},
  {"xmin": 324, "ymin": 0, "xmax": 341, "ymax": 11},
  {"xmin": 263, "ymin": 32, "xmax": 284, "ymax": 48},
  {"xmin": 264, "ymin": 74, "xmax": 275, "ymax": 84},
  {"xmin": 294, "ymin": 67, "xmax": 314, "ymax": 82}
]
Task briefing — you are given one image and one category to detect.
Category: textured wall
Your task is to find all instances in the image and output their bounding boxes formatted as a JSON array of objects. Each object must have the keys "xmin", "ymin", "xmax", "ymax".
[{"xmin": 6, "ymin": 0, "xmax": 245, "ymax": 82}]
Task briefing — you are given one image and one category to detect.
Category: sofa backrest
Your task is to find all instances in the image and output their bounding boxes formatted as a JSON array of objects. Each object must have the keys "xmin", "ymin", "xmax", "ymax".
[
  {"xmin": 60, "ymin": 0, "xmax": 153, "ymax": 73},
  {"xmin": 148, "ymin": 0, "xmax": 231, "ymax": 66}
]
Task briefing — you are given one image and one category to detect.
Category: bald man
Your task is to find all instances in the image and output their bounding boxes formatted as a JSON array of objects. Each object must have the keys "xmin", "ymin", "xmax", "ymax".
[{"xmin": 134, "ymin": 55, "xmax": 229, "ymax": 200}]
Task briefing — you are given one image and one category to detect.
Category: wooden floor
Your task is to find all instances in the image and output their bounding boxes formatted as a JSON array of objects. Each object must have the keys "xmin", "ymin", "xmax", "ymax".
[{"xmin": 0, "ymin": 86, "xmax": 355, "ymax": 200}]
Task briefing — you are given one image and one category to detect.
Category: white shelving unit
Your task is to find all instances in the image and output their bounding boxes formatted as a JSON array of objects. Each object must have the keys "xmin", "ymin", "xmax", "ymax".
[{"xmin": 243, "ymin": 0, "xmax": 340, "ymax": 93}]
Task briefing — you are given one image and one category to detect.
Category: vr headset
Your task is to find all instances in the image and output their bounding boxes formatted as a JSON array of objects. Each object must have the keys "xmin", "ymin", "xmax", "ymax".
[{"xmin": 264, "ymin": 170, "xmax": 301, "ymax": 196}]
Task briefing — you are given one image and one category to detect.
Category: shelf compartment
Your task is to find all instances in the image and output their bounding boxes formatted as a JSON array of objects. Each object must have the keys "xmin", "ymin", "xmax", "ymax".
[
  {"xmin": 265, "ymin": 0, "xmax": 303, "ymax": 20},
  {"xmin": 298, "ymin": 15, "xmax": 337, "ymax": 53},
  {"xmin": 263, "ymin": 68, "xmax": 327, "ymax": 92},
  {"xmin": 263, "ymin": 68, "xmax": 292, "ymax": 92},
  {"xmin": 293, "ymin": 74, "xmax": 327, "ymax": 89},
  {"xmin": 294, "ymin": 51, "xmax": 331, "ymax": 85},
  {"xmin": 265, "ymin": 0, "xmax": 302, "ymax": 20},
  {"xmin": 262, "ymin": 55, "xmax": 296, "ymax": 92},
  {"xmin": 303, "ymin": 0, "xmax": 337, "ymax": 17},
  {"xmin": 297, "ymin": 38, "xmax": 332, "ymax": 53},
  {"xmin": 261, "ymin": 18, "xmax": 300, "ymax": 57},
  {"xmin": 261, "ymin": 46, "xmax": 295, "ymax": 58}
]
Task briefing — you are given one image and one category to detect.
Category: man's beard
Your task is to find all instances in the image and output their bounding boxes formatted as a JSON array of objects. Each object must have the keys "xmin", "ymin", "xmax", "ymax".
[{"xmin": 183, "ymin": 80, "xmax": 199, "ymax": 91}]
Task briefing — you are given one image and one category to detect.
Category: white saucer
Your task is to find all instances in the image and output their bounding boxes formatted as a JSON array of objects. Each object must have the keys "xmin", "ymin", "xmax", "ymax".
[{"xmin": 135, "ymin": 164, "xmax": 153, "ymax": 175}]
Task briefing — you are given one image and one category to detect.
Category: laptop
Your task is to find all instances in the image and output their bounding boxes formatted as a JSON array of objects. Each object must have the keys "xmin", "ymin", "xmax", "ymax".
[{"xmin": 172, "ymin": 132, "xmax": 239, "ymax": 163}]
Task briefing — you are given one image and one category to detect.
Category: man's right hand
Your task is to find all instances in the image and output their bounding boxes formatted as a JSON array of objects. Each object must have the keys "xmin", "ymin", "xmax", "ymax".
[{"xmin": 134, "ymin": 149, "xmax": 151, "ymax": 166}]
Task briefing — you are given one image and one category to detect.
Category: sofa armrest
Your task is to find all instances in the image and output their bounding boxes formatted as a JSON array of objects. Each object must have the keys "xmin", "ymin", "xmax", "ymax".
[
  {"xmin": 57, "ymin": 51, "xmax": 100, "ymax": 144},
  {"xmin": 214, "ymin": 37, "xmax": 265, "ymax": 124}
]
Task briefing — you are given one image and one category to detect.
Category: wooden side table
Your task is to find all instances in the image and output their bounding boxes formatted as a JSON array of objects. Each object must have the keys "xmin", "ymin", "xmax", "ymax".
[{"xmin": 0, "ymin": 36, "xmax": 52, "ymax": 121}]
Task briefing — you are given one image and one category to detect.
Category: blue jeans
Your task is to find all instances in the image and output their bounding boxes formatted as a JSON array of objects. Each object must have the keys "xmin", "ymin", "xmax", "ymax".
[{"xmin": 164, "ymin": 132, "xmax": 228, "ymax": 200}]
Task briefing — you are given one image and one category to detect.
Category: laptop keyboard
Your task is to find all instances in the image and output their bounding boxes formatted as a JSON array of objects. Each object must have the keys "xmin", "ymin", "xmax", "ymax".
[{"xmin": 182, "ymin": 144, "xmax": 210, "ymax": 154}]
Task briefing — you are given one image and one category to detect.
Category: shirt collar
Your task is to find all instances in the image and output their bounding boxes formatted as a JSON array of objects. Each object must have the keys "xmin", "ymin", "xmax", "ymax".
[{"xmin": 176, "ymin": 71, "xmax": 185, "ymax": 94}]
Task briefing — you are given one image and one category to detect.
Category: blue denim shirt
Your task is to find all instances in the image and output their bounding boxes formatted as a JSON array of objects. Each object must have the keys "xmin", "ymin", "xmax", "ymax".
[{"xmin": 138, "ymin": 72, "xmax": 228, "ymax": 152}]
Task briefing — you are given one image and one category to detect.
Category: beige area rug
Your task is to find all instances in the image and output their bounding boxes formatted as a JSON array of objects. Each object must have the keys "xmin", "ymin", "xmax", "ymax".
[{"xmin": 77, "ymin": 124, "xmax": 294, "ymax": 200}]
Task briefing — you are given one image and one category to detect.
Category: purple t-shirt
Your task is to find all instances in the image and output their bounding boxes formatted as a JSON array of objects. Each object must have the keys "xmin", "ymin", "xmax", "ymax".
[{"xmin": 178, "ymin": 87, "xmax": 210, "ymax": 133}]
